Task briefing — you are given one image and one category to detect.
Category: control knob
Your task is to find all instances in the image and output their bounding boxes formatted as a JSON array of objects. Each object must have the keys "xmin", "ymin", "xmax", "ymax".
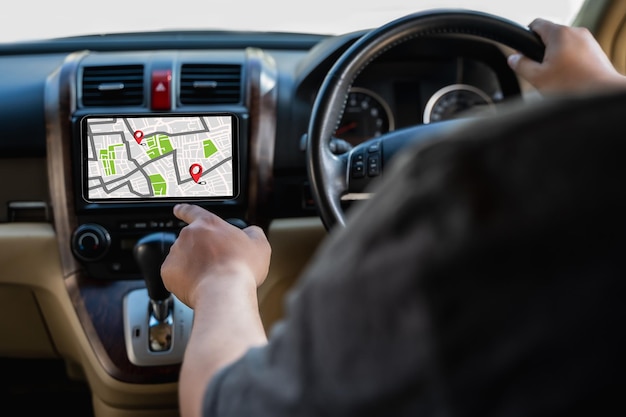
[{"xmin": 71, "ymin": 223, "xmax": 111, "ymax": 262}]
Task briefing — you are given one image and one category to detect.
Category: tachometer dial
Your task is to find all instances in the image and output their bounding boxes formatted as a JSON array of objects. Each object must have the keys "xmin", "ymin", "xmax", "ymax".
[
  {"xmin": 335, "ymin": 87, "xmax": 394, "ymax": 147},
  {"xmin": 423, "ymin": 84, "xmax": 495, "ymax": 124}
]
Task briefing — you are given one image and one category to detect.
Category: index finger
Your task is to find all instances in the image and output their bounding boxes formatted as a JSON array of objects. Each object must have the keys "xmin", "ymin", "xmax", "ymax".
[{"xmin": 172, "ymin": 203, "xmax": 216, "ymax": 224}]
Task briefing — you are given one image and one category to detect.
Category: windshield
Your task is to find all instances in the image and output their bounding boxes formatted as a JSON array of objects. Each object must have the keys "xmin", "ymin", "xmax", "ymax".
[{"xmin": 2, "ymin": 0, "xmax": 585, "ymax": 43}]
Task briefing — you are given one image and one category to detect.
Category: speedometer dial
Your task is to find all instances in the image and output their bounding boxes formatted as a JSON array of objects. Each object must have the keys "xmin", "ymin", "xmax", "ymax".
[
  {"xmin": 423, "ymin": 84, "xmax": 494, "ymax": 124},
  {"xmin": 335, "ymin": 87, "xmax": 394, "ymax": 147}
]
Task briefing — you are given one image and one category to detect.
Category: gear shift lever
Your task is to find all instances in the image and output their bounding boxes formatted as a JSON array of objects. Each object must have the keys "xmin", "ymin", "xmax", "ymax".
[
  {"xmin": 133, "ymin": 231, "xmax": 176, "ymax": 321},
  {"xmin": 133, "ymin": 232, "xmax": 177, "ymax": 353},
  {"xmin": 124, "ymin": 231, "xmax": 192, "ymax": 364}
]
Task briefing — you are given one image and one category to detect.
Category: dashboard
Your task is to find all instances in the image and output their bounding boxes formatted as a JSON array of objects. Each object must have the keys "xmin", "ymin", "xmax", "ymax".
[
  {"xmin": 12, "ymin": 33, "xmax": 517, "ymax": 279},
  {"xmin": 45, "ymin": 35, "xmax": 519, "ymax": 284}
]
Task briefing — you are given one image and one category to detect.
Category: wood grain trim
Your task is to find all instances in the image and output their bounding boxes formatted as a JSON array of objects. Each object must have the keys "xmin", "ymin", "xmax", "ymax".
[
  {"xmin": 45, "ymin": 51, "xmax": 84, "ymax": 279},
  {"xmin": 245, "ymin": 47, "xmax": 278, "ymax": 230}
]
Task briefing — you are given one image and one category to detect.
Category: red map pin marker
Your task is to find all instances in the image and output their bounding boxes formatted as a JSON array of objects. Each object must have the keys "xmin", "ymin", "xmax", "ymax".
[
  {"xmin": 134, "ymin": 130, "xmax": 144, "ymax": 144},
  {"xmin": 189, "ymin": 163, "xmax": 203, "ymax": 183}
]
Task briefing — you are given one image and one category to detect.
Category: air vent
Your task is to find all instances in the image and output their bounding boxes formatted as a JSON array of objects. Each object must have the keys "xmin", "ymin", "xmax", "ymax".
[
  {"xmin": 82, "ymin": 65, "xmax": 144, "ymax": 106},
  {"xmin": 180, "ymin": 64, "xmax": 242, "ymax": 104}
]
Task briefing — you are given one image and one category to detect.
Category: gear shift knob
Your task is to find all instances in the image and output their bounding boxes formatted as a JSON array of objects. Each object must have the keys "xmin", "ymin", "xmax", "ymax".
[{"xmin": 133, "ymin": 232, "xmax": 177, "ymax": 321}]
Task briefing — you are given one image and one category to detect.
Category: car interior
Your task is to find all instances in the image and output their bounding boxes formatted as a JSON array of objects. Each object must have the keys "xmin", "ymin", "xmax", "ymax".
[{"xmin": 0, "ymin": 0, "xmax": 622, "ymax": 415}]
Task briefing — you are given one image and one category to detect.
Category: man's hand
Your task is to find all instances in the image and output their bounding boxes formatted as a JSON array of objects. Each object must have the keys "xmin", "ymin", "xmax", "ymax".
[
  {"xmin": 508, "ymin": 18, "xmax": 626, "ymax": 93},
  {"xmin": 161, "ymin": 203, "xmax": 271, "ymax": 309},
  {"xmin": 160, "ymin": 204, "xmax": 271, "ymax": 417}
]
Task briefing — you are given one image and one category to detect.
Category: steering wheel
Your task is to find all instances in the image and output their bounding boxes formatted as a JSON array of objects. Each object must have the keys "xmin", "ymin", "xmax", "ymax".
[{"xmin": 306, "ymin": 9, "xmax": 545, "ymax": 231}]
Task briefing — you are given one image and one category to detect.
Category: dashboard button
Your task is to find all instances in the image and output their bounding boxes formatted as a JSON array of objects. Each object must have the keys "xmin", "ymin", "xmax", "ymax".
[{"xmin": 151, "ymin": 69, "xmax": 172, "ymax": 110}]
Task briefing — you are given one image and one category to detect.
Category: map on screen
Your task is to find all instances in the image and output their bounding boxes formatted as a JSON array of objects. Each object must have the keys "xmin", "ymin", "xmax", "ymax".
[{"xmin": 84, "ymin": 114, "xmax": 235, "ymax": 201}]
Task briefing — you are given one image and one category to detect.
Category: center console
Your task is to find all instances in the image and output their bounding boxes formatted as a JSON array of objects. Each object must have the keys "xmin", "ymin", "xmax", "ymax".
[{"xmin": 45, "ymin": 48, "xmax": 277, "ymax": 383}]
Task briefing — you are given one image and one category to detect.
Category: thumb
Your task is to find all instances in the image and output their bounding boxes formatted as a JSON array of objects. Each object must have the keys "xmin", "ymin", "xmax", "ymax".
[{"xmin": 507, "ymin": 52, "xmax": 541, "ymax": 81}]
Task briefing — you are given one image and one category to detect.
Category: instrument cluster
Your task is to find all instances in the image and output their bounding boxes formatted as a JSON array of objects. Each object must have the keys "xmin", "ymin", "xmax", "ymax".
[{"xmin": 331, "ymin": 42, "xmax": 516, "ymax": 150}]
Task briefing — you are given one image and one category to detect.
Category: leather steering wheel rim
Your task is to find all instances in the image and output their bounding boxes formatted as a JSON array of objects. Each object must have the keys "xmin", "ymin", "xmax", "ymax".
[{"xmin": 305, "ymin": 9, "xmax": 545, "ymax": 231}]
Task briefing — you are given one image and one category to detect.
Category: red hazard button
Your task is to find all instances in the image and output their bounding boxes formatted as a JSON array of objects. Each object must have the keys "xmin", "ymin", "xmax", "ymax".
[{"xmin": 151, "ymin": 69, "xmax": 171, "ymax": 110}]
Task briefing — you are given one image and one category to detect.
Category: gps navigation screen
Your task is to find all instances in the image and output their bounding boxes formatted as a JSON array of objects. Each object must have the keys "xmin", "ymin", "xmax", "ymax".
[{"xmin": 82, "ymin": 114, "xmax": 237, "ymax": 201}]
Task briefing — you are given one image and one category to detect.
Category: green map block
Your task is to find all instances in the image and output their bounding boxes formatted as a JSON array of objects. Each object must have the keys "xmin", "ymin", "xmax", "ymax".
[
  {"xmin": 99, "ymin": 150, "xmax": 115, "ymax": 175},
  {"xmin": 149, "ymin": 174, "xmax": 167, "ymax": 196},
  {"xmin": 99, "ymin": 144, "xmax": 124, "ymax": 175},
  {"xmin": 203, "ymin": 140, "xmax": 218, "ymax": 158},
  {"xmin": 146, "ymin": 134, "xmax": 174, "ymax": 159}
]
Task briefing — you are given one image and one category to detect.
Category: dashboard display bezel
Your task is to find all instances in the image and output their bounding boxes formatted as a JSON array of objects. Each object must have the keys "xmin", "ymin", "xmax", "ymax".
[{"xmin": 77, "ymin": 112, "xmax": 241, "ymax": 206}]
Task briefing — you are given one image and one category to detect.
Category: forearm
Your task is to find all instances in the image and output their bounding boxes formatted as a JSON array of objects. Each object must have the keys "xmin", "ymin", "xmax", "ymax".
[{"xmin": 178, "ymin": 275, "xmax": 268, "ymax": 417}]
